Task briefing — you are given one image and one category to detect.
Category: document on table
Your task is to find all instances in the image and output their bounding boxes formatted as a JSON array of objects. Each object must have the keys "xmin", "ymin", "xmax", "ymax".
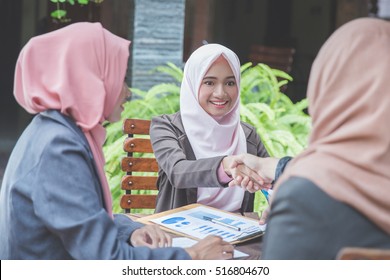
[
  {"xmin": 172, "ymin": 237, "xmax": 249, "ymax": 258},
  {"xmin": 146, "ymin": 204, "xmax": 266, "ymax": 244}
]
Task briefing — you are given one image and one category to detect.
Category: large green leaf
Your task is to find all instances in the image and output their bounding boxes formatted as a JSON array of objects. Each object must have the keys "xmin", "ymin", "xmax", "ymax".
[{"xmin": 246, "ymin": 103, "xmax": 275, "ymax": 121}]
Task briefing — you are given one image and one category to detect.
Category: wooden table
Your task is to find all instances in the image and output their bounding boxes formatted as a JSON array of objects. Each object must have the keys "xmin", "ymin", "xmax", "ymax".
[{"xmin": 127, "ymin": 212, "xmax": 263, "ymax": 260}]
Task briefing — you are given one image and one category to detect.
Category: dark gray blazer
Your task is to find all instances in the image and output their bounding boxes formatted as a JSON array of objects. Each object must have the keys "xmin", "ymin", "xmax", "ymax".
[
  {"xmin": 150, "ymin": 112, "xmax": 269, "ymax": 213},
  {"xmin": 0, "ymin": 110, "xmax": 190, "ymax": 260}
]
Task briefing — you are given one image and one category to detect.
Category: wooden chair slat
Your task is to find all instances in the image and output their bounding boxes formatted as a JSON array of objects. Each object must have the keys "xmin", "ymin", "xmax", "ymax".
[
  {"xmin": 120, "ymin": 194, "xmax": 157, "ymax": 209},
  {"xmin": 121, "ymin": 175, "xmax": 158, "ymax": 190},
  {"xmin": 120, "ymin": 119, "xmax": 159, "ymax": 211},
  {"xmin": 248, "ymin": 54, "xmax": 293, "ymax": 66},
  {"xmin": 337, "ymin": 247, "xmax": 390, "ymax": 260},
  {"xmin": 123, "ymin": 138, "xmax": 153, "ymax": 153},
  {"xmin": 248, "ymin": 44, "xmax": 295, "ymax": 73},
  {"xmin": 123, "ymin": 119, "xmax": 151, "ymax": 135},
  {"xmin": 121, "ymin": 157, "xmax": 159, "ymax": 173}
]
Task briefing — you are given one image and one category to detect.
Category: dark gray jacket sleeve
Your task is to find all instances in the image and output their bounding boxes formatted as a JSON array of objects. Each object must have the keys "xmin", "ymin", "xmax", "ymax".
[
  {"xmin": 32, "ymin": 128, "xmax": 190, "ymax": 260},
  {"xmin": 274, "ymin": 156, "xmax": 293, "ymax": 183}
]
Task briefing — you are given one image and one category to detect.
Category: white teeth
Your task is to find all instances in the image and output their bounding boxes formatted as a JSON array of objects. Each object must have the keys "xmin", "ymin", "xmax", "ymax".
[{"xmin": 211, "ymin": 101, "xmax": 227, "ymax": 105}]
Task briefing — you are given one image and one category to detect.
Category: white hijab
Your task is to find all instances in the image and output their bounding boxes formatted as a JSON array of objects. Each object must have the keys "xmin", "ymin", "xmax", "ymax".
[{"xmin": 180, "ymin": 44, "xmax": 246, "ymax": 211}]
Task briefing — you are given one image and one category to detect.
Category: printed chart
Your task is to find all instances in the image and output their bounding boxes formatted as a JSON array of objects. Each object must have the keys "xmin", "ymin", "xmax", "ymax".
[{"xmin": 150, "ymin": 205, "xmax": 265, "ymax": 243}]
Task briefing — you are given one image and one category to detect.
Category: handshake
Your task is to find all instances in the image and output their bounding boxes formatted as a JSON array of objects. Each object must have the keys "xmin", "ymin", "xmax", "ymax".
[
  {"xmin": 222, "ymin": 154, "xmax": 280, "ymax": 225},
  {"xmin": 222, "ymin": 154, "xmax": 279, "ymax": 193}
]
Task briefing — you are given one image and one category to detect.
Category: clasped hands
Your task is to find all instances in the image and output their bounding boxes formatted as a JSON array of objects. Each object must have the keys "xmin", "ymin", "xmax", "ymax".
[
  {"xmin": 222, "ymin": 153, "xmax": 279, "ymax": 193},
  {"xmin": 222, "ymin": 154, "xmax": 279, "ymax": 225}
]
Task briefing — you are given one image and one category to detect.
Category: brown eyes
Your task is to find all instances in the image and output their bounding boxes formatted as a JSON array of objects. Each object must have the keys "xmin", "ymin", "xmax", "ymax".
[
  {"xmin": 226, "ymin": 81, "xmax": 236, "ymax": 86},
  {"xmin": 203, "ymin": 80, "xmax": 236, "ymax": 86}
]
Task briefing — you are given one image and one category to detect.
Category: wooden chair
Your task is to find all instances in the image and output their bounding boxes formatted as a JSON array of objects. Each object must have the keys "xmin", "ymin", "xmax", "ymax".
[
  {"xmin": 337, "ymin": 247, "xmax": 390, "ymax": 260},
  {"xmin": 248, "ymin": 44, "xmax": 296, "ymax": 73},
  {"xmin": 120, "ymin": 119, "xmax": 158, "ymax": 212}
]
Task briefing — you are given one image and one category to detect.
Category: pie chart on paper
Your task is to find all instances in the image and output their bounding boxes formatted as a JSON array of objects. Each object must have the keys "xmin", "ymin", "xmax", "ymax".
[{"xmin": 161, "ymin": 217, "xmax": 186, "ymax": 224}]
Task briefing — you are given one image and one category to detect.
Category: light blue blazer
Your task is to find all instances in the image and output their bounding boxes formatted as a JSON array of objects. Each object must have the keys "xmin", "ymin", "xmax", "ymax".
[{"xmin": 0, "ymin": 110, "xmax": 190, "ymax": 260}]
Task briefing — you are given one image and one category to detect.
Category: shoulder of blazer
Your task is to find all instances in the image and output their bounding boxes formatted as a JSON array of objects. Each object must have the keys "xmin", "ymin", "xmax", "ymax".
[
  {"xmin": 155, "ymin": 111, "xmax": 186, "ymax": 136},
  {"xmin": 240, "ymin": 121, "xmax": 257, "ymax": 138},
  {"xmin": 40, "ymin": 110, "xmax": 92, "ymax": 157}
]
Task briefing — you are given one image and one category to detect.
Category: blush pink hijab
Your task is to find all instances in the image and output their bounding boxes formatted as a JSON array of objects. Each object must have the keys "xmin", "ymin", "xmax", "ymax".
[
  {"xmin": 14, "ymin": 22, "xmax": 131, "ymax": 217},
  {"xmin": 180, "ymin": 44, "xmax": 247, "ymax": 211},
  {"xmin": 275, "ymin": 18, "xmax": 390, "ymax": 234}
]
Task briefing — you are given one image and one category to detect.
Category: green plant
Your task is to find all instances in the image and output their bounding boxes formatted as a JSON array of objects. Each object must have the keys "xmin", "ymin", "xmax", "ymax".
[
  {"xmin": 49, "ymin": 0, "xmax": 104, "ymax": 23},
  {"xmin": 104, "ymin": 62, "xmax": 311, "ymax": 214},
  {"xmin": 239, "ymin": 63, "xmax": 310, "ymax": 158}
]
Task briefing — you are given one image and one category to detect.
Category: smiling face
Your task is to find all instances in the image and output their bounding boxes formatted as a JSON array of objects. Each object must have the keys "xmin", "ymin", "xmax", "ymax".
[
  {"xmin": 107, "ymin": 82, "xmax": 131, "ymax": 123},
  {"xmin": 198, "ymin": 56, "xmax": 239, "ymax": 118}
]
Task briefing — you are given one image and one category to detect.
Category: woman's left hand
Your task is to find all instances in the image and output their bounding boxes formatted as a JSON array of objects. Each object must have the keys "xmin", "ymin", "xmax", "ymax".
[{"xmin": 130, "ymin": 225, "xmax": 172, "ymax": 248}]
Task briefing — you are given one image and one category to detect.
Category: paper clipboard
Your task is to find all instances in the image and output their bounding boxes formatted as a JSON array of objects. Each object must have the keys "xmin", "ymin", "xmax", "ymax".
[{"xmin": 137, "ymin": 204, "xmax": 265, "ymax": 244}]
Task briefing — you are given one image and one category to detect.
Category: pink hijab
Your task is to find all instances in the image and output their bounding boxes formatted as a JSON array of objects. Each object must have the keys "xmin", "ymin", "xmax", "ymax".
[
  {"xmin": 275, "ymin": 18, "xmax": 390, "ymax": 234},
  {"xmin": 14, "ymin": 22, "xmax": 131, "ymax": 217},
  {"xmin": 180, "ymin": 44, "xmax": 247, "ymax": 211}
]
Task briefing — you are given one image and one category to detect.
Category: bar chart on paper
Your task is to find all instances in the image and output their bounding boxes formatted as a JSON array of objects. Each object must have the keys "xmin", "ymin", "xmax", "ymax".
[{"xmin": 150, "ymin": 205, "xmax": 265, "ymax": 243}]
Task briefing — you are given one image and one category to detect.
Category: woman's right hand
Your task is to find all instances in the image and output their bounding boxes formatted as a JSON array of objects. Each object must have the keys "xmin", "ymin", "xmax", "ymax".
[
  {"xmin": 226, "ymin": 154, "xmax": 279, "ymax": 192},
  {"xmin": 185, "ymin": 235, "xmax": 234, "ymax": 260}
]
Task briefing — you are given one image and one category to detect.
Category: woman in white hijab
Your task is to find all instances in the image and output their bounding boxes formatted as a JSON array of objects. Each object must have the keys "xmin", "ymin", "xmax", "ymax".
[{"xmin": 150, "ymin": 44, "xmax": 270, "ymax": 213}]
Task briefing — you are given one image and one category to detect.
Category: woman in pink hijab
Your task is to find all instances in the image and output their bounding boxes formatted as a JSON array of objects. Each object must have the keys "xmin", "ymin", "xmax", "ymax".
[
  {"xmin": 229, "ymin": 18, "xmax": 390, "ymax": 259},
  {"xmin": 150, "ymin": 44, "xmax": 270, "ymax": 214},
  {"xmin": 0, "ymin": 22, "xmax": 233, "ymax": 260}
]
